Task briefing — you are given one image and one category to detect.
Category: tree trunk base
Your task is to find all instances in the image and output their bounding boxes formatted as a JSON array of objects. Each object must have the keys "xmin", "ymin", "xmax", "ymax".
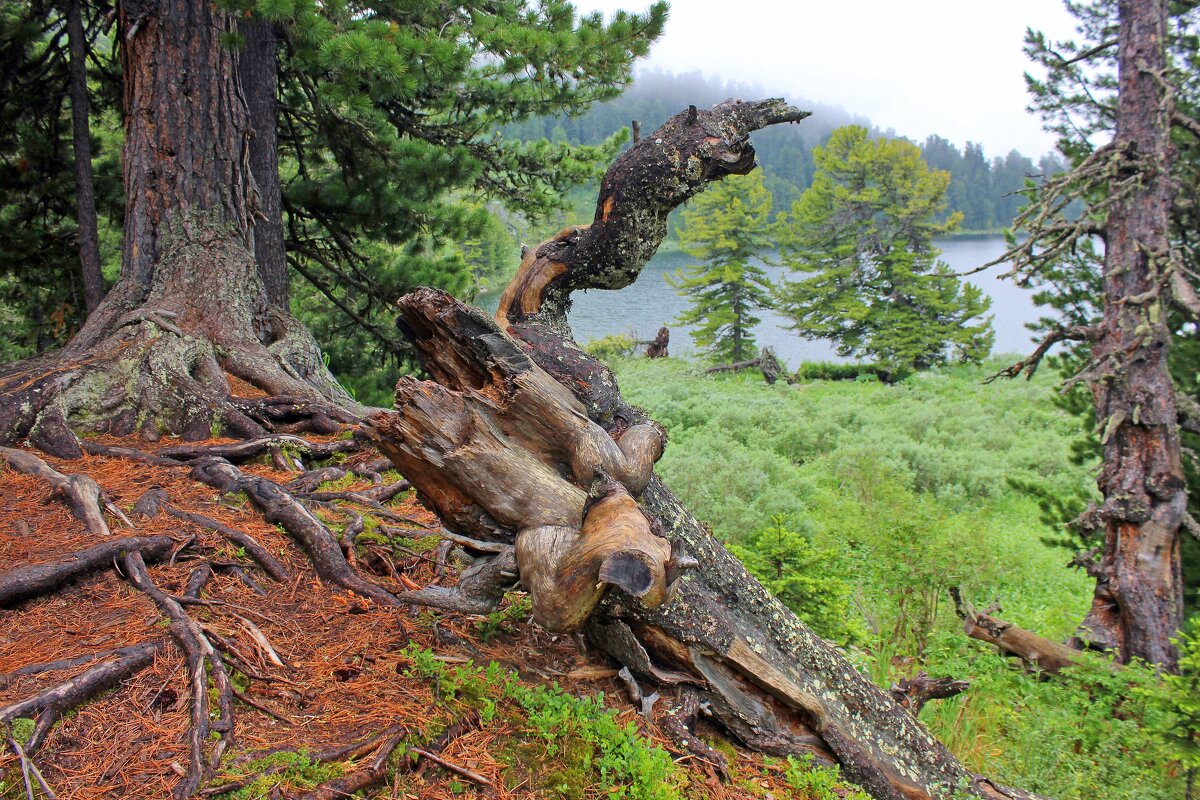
[{"xmin": 0, "ymin": 234, "xmax": 362, "ymax": 457}]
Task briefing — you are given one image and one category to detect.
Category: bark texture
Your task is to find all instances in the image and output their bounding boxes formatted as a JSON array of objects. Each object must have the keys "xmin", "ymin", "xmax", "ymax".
[
  {"xmin": 64, "ymin": 0, "xmax": 103, "ymax": 313},
  {"xmin": 1076, "ymin": 0, "xmax": 1185, "ymax": 668},
  {"xmin": 239, "ymin": 19, "xmax": 288, "ymax": 309},
  {"xmin": 368, "ymin": 100, "xmax": 1042, "ymax": 800}
]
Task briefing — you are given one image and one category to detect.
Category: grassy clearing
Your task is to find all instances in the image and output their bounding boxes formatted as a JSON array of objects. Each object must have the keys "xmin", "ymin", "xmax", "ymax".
[{"xmin": 611, "ymin": 356, "xmax": 1183, "ymax": 799}]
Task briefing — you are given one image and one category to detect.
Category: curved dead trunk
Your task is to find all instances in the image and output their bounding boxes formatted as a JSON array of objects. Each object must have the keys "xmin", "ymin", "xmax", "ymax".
[{"xmin": 366, "ymin": 100, "xmax": 1044, "ymax": 800}]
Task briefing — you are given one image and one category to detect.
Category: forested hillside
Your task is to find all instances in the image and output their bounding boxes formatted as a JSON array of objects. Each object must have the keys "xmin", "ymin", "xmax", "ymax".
[{"xmin": 506, "ymin": 69, "xmax": 1064, "ymax": 231}]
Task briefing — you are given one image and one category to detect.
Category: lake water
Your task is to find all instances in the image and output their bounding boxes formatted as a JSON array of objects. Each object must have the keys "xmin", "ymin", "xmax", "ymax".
[{"xmin": 480, "ymin": 235, "xmax": 1044, "ymax": 368}]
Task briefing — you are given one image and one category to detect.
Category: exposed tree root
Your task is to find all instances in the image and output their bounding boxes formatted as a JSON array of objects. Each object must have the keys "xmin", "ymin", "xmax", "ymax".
[
  {"xmin": 394, "ymin": 547, "xmax": 519, "ymax": 614},
  {"xmin": 0, "ymin": 535, "xmax": 177, "ymax": 608},
  {"xmin": 0, "ymin": 641, "xmax": 162, "ymax": 754},
  {"xmin": 188, "ymin": 457, "xmax": 398, "ymax": 606},
  {"xmin": 0, "ymin": 644, "xmax": 160, "ymax": 688},
  {"xmin": 6, "ymin": 736, "xmax": 59, "ymax": 799},
  {"xmin": 132, "ymin": 488, "xmax": 289, "ymax": 582},
  {"xmin": 122, "ymin": 553, "xmax": 233, "ymax": 799},
  {"xmin": 0, "ymin": 231, "xmax": 365, "ymax": 456},
  {"xmin": 654, "ymin": 687, "xmax": 731, "ymax": 781},
  {"xmin": 0, "ymin": 446, "xmax": 118, "ymax": 536},
  {"xmin": 157, "ymin": 435, "xmax": 359, "ymax": 464},
  {"xmin": 283, "ymin": 466, "xmax": 349, "ymax": 494}
]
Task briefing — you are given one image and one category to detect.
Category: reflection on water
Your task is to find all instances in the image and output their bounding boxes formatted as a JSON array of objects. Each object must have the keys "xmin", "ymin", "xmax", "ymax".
[{"xmin": 480, "ymin": 235, "xmax": 1043, "ymax": 368}]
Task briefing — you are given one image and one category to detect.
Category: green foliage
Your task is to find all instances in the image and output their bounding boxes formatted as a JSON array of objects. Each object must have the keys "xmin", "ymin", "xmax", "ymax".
[
  {"xmin": 583, "ymin": 333, "xmax": 636, "ymax": 361},
  {"xmin": 1144, "ymin": 616, "xmax": 1200, "ymax": 771},
  {"xmin": 776, "ymin": 126, "xmax": 994, "ymax": 371},
  {"xmin": 475, "ymin": 593, "xmax": 532, "ymax": 643},
  {"xmin": 783, "ymin": 755, "xmax": 870, "ymax": 800},
  {"xmin": 259, "ymin": 0, "xmax": 666, "ymax": 395},
  {"xmin": 398, "ymin": 644, "xmax": 683, "ymax": 800},
  {"xmin": 224, "ymin": 750, "xmax": 347, "ymax": 799},
  {"xmin": 731, "ymin": 514, "xmax": 865, "ymax": 645},
  {"xmin": 667, "ymin": 172, "xmax": 776, "ymax": 363},
  {"xmin": 791, "ymin": 361, "xmax": 889, "ymax": 383},
  {"xmin": 614, "ymin": 357, "xmax": 1188, "ymax": 798},
  {"xmin": 8, "ymin": 717, "xmax": 34, "ymax": 747}
]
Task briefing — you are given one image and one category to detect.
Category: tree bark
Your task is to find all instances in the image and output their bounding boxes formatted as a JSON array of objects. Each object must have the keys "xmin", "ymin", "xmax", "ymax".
[
  {"xmin": 368, "ymin": 100, "xmax": 1042, "ymax": 800},
  {"xmin": 0, "ymin": 0, "xmax": 358, "ymax": 457},
  {"xmin": 64, "ymin": 0, "xmax": 104, "ymax": 313},
  {"xmin": 1076, "ymin": 0, "xmax": 1185, "ymax": 669},
  {"xmin": 239, "ymin": 19, "xmax": 289, "ymax": 309}
]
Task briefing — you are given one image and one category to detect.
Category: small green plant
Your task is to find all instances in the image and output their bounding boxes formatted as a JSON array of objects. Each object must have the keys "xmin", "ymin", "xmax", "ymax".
[
  {"xmin": 792, "ymin": 361, "xmax": 887, "ymax": 383},
  {"xmin": 224, "ymin": 750, "xmax": 346, "ymax": 799},
  {"xmin": 475, "ymin": 594, "xmax": 532, "ymax": 642},
  {"xmin": 9, "ymin": 717, "xmax": 34, "ymax": 747},
  {"xmin": 730, "ymin": 513, "xmax": 866, "ymax": 645},
  {"xmin": 583, "ymin": 333, "xmax": 636, "ymax": 362},
  {"xmin": 783, "ymin": 754, "xmax": 869, "ymax": 800},
  {"xmin": 316, "ymin": 472, "xmax": 358, "ymax": 492},
  {"xmin": 1143, "ymin": 615, "xmax": 1200, "ymax": 784},
  {"xmin": 398, "ymin": 645, "xmax": 682, "ymax": 800}
]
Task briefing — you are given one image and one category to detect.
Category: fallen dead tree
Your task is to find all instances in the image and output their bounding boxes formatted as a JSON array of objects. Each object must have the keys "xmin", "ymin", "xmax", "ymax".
[
  {"xmin": 950, "ymin": 588, "xmax": 1086, "ymax": 675},
  {"xmin": 365, "ymin": 99, "xmax": 1044, "ymax": 800},
  {"xmin": 704, "ymin": 346, "xmax": 785, "ymax": 384}
]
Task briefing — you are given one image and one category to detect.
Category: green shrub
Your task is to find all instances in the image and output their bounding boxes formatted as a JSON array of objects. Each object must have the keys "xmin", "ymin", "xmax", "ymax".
[
  {"xmin": 606, "ymin": 357, "xmax": 1187, "ymax": 798},
  {"xmin": 583, "ymin": 333, "xmax": 636, "ymax": 361},
  {"xmin": 792, "ymin": 361, "xmax": 887, "ymax": 382},
  {"xmin": 731, "ymin": 513, "xmax": 866, "ymax": 645}
]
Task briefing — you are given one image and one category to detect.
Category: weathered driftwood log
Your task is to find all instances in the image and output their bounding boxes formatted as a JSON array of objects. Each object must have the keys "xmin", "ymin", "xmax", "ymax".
[
  {"xmin": 368, "ymin": 100, "xmax": 1043, "ymax": 800},
  {"xmin": 951, "ymin": 589, "xmax": 1084, "ymax": 675},
  {"xmin": 704, "ymin": 346, "xmax": 785, "ymax": 384}
]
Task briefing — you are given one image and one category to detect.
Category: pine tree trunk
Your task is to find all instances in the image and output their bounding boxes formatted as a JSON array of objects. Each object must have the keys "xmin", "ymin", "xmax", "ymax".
[
  {"xmin": 1076, "ymin": 0, "xmax": 1185, "ymax": 669},
  {"xmin": 239, "ymin": 19, "xmax": 289, "ymax": 309},
  {"xmin": 368, "ymin": 100, "xmax": 1042, "ymax": 800},
  {"xmin": 0, "ymin": 0, "xmax": 357, "ymax": 457},
  {"xmin": 63, "ymin": 0, "xmax": 103, "ymax": 313}
]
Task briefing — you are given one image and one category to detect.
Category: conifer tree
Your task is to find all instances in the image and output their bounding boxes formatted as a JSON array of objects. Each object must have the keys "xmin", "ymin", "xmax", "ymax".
[
  {"xmin": 667, "ymin": 171, "xmax": 775, "ymax": 363},
  {"xmin": 776, "ymin": 126, "xmax": 993, "ymax": 372},
  {"xmin": 993, "ymin": 0, "xmax": 1198, "ymax": 669}
]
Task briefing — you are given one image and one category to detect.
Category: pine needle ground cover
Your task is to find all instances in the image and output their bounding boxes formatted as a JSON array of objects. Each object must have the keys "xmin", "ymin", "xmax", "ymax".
[{"xmin": 0, "ymin": 434, "xmax": 863, "ymax": 799}]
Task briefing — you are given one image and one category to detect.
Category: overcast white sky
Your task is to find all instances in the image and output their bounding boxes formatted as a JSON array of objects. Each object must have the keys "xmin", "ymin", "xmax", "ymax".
[{"xmin": 579, "ymin": 0, "xmax": 1081, "ymax": 158}]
